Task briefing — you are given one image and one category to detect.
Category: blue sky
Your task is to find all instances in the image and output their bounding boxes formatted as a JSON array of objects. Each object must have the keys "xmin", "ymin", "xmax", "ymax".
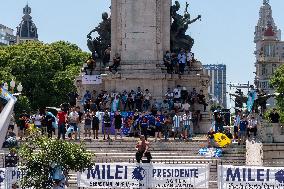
[{"xmin": 1, "ymin": 0, "xmax": 283, "ymax": 85}]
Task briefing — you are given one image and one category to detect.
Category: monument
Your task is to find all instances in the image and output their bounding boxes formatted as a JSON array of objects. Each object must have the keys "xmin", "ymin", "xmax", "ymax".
[{"xmin": 77, "ymin": 0, "xmax": 209, "ymax": 100}]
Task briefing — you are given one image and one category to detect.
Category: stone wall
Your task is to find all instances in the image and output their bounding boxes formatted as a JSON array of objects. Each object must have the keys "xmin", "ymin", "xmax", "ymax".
[
  {"xmin": 111, "ymin": 0, "xmax": 171, "ymax": 62},
  {"xmin": 246, "ymin": 121, "xmax": 284, "ymax": 166}
]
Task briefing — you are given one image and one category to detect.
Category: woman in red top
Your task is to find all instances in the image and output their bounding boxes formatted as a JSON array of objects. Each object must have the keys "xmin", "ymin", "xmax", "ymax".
[{"xmin": 57, "ymin": 109, "xmax": 67, "ymax": 140}]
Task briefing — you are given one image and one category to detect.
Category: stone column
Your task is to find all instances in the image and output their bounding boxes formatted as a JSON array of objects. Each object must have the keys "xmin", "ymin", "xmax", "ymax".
[{"xmin": 111, "ymin": 0, "xmax": 170, "ymax": 64}]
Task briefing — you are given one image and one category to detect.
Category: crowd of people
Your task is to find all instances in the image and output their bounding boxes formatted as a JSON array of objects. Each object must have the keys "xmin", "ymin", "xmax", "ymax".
[
  {"xmin": 81, "ymin": 86, "xmax": 208, "ymax": 113},
  {"xmin": 163, "ymin": 49, "xmax": 196, "ymax": 75},
  {"xmin": 83, "ymin": 46, "xmax": 196, "ymax": 76},
  {"xmin": 207, "ymin": 108, "xmax": 281, "ymax": 147},
  {"xmin": 209, "ymin": 110, "xmax": 259, "ymax": 146},
  {"xmin": 5, "ymin": 85, "xmax": 210, "ymax": 142}
]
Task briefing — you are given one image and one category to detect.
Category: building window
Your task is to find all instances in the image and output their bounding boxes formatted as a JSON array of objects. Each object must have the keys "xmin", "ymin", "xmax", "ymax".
[
  {"xmin": 261, "ymin": 82, "xmax": 268, "ymax": 89},
  {"xmin": 261, "ymin": 65, "xmax": 267, "ymax": 75},
  {"xmin": 264, "ymin": 44, "xmax": 275, "ymax": 57}
]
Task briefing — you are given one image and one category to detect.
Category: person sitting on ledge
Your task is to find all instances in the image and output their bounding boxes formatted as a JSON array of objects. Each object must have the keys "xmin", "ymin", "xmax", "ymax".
[
  {"xmin": 163, "ymin": 50, "xmax": 172, "ymax": 74},
  {"xmin": 197, "ymin": 90, "xmax": 208, "ymax": 112},
  {"xmin": 135, "ymin": 135, "xmax": 152, "ymax": 163},
  {"xmin": 84, "ymin": 57, "xmax": 96, "ymax": 75},
  {"xmin": 109, "ymin": 53, "xmax": 121, "ymax": 73}
]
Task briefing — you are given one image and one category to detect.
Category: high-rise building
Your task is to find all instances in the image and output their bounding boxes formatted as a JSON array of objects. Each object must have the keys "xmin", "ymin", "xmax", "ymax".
[
  {"xmin": 254, "ymin": 0, "xmax": 284, "ymax": 107},
  {"xmin": 203, "ymin": 64, "xmax": 227, "ymax": 108},
  {"xmin": 0, "ymin": 24, "xmax": 16, "ymax": 45},
  {"xmin": 16, "ymin": 4, "xmax": 38, "ymax": 43}
]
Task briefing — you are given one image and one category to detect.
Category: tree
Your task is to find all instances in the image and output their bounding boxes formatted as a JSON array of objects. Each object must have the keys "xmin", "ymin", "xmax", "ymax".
[
  {"xmin": 270, "ymin": 64, "xmax": 284, "ymax": 122},
  {"xmin": 0, "ymin": 41, "xmax": 89, "ymax": 109},
  {"xmin": 18, "ymin": 130, "xmax": 93, "ymax": 189}
]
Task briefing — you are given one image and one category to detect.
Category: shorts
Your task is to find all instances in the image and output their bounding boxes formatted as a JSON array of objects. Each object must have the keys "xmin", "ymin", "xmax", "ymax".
[
  {"xmin": 183, "ymin": 125, "xmax": 190, "ymax": 131},
  {"xmin": 69, "ymin": 123, "xmax": 78, "ymax": 131},
  {"xmin": 155, "ymin": 126, "xmax": 162, "ymax": 132},
  {"xmin": 92, "ymin": 124, "xmax": 99, "ymax": 130},
  {"xmin": 84, "ymin": 125, "xmax": 91, "ymax": 130},
  {"xmin": 233, "ymin": 126, "xmax": 238, "ymax": 133},
  {"xmin": 35, "ymin": 125, "xmax": 42, "ymax": 129},
  {"xmin": 115, "ymin": 124, "xmax": 121, "ymax": 130},
  {"xmin": 238, "ymin": 131, "xmax": 246, "ymax": 137},
  {"xmin": 104, "ymin": 123, "xmax": 111, "ymax": 128},
  {"xmin": 173, "ymin": 127, "xmax": 181, "ymax": 133}
]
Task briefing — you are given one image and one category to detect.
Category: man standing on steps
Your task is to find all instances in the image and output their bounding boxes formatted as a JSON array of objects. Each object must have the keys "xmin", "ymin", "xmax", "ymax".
[{"xmin": 135, "ymin": 135, "xmax": 152, "ymax": 163}]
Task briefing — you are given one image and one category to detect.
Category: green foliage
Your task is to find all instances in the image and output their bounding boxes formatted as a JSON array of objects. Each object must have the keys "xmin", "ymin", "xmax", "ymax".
[
  {"xmin": 14, "ymin": 95, "xmax": 32, "ymax": 119},
  {"xmin": 263, "ymin": 108, "xmax": 273, "ymax": 123},
  {"xmin": 18, "ymin": 130, "xmax": 93, "ymax": 189},
  {"xmin": 270, "ymin": 64, "xmax": 284, "ymax": 123},
  {"xmin": 0, "ymin": 41, "xmax": 89, "ymax": 110}
]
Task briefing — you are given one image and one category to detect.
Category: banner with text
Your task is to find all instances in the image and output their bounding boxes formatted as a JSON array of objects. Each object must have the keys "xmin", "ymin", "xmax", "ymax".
[
  {"xmin": 0, "ymin": 167, "xmax": 25, "ymax": 189},
  {"xmin": 78, "ymin": 163, "xmax": 209, "ymax": 189},
  {"xmin": 82, "ymin": 75, "xmax": 102, "ymax": 85},
  {"xmin": 218, "ymin": 165, "xmax": 284, "ymax": 189}
]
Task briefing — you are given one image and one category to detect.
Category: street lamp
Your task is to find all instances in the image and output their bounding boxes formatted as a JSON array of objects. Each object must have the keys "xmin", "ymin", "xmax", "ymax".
[
  {"xmin": 10, "ymin": 80, "xmax": 16, "ymax": 93},
  {"xmin": 17, "ymin": 83, "xmax": 23, "ymax": 93}
]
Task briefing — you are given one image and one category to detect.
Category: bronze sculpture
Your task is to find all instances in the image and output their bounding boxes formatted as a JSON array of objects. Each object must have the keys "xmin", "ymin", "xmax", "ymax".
[{"xmin": 170, "ymin": 1, "xmax": 201, "ymax": 52}]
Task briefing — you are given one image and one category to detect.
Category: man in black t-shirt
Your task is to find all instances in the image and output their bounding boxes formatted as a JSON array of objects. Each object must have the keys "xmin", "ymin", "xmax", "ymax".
[
  {"xmin": 114, "ymin": 111, "xmax": 123, "ymax": 140},
  {"xmin": 197, "ymin": 90, "xmax": 208, "ymax": 112},
  {"xmin": 269, "ymin": 108, "xmax": 280, "ymax": 123},
  {"xmin": 18, "ymin": 111, "xmax": 28, "ymax": 140}
]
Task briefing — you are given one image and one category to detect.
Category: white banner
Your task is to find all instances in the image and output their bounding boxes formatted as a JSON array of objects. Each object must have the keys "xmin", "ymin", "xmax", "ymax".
[
  {"xmin": 0, "ymin": 167, "xmax": 25, "ymax": 189},
  {"xmin": 77, "ymin": 163, "xmax": 209, "ymax": 189},
  {"xmin": 82, "ymin": 75, "xmax": 102, "ymax": 85},
  {"xmin": 218, "ymin": 165, "xmax": 284, "ymax": 189}
]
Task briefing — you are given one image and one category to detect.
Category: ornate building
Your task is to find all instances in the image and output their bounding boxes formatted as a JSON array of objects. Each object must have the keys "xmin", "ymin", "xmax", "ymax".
[
  {"xmin": 254, "ymin": 0, "xmax": 284, "ymax": 106},
  {"xmin": 16, "ymin": 4, "xmax": 38, "ymax": 43},
  {"xmin": 0, "ymin": 24, "xmax": 16, "ymax": 45}
]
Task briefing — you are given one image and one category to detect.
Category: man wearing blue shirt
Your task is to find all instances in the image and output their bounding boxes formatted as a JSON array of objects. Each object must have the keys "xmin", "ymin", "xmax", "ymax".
[
  {"xmin": 178, "ymin": 49, "xmax": 187, "ymax": 74},
  {"xmin": 238, "ymin": 115, "xmax": 248, "ymax": 145}
]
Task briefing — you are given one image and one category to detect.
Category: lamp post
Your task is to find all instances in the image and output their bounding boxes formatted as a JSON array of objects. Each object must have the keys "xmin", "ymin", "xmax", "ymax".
[
  {"xmin": 17, "ymin": 83, "xmax": 23, "ymax": 94},
  {"xmin": 10, "ymin": 80, "xmax": 16, "ymax": 93},
  {"xmin": 2, "ymin": 80, "xmax": 23, "ymax": 96}
]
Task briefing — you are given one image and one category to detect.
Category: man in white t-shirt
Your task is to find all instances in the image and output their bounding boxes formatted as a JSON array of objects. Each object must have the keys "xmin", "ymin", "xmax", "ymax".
[
  {"xmin": 67, "ymin": 108, "xmax": 79, "ymax": 139},
  {"xmin": 186, "ymin": 51, "xmax": 193, "ymax": 70},
  {"xmin": 33, "ymin": 110, "xmax": 43, "ymax": 129},
  {"xmin": 182, "ymin": 100, "xmax": 190, "ymax": 112},
  {"xmin": 173, "ymin": 112, "xmax": 182, "ymax": 140},
  {"xmin": 173, "ymin": 86, "xmax": 181, "ymax": 103}
]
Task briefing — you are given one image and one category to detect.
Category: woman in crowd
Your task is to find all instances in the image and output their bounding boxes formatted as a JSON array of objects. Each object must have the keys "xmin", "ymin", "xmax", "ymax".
[
  {"xmin": 114, "ymin": 110, "xmax": 123, "ymax": 140},
  {"xmin": 84, "ymin": 111, "xmax": 92, "ymax": 139},
  {"xmin": 91, "ymin": 111, "xmax": 100, "ymax": 140}
]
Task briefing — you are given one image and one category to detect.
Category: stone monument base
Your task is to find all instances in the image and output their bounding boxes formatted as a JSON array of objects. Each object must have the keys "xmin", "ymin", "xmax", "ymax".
[{"xmin": 79, "ymin": 61, "xmax": 209, "ymax": 99}]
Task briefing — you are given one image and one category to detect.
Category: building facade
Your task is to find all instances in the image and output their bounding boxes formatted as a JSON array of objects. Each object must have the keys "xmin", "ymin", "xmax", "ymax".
[
  {"xmin": 16, "ymin": 4, "xmax": 38, "ymax": 43},
  {"xmin": 254, "ymin": 0, "xmax": 284, "ymax": 106},
  {"xmin": 0, "ymin": 24, "xmax": 16, "ymax": 45},
  {"xmin": 203, "ymin": 64, "xmax": 227, "ymax": 108}
]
